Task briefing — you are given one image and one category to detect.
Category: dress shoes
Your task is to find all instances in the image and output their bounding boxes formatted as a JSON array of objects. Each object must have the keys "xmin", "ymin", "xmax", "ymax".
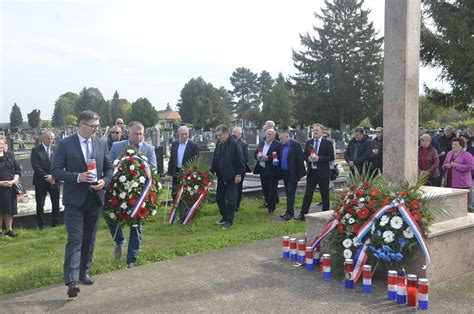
[
  {"xmin": 79, "ymin": 273, "xmax": 94, "ymax": 285},
  {"xmin": 293, "ymin": 214, "xmax": 305, "ymax": 221},
  {"xmin": 67, "ymin": 282, "xmax": 80, "ymax": 298},
  {"xmin": 281, "ymin": 214, "xmax": 293, "ymax": 221}
]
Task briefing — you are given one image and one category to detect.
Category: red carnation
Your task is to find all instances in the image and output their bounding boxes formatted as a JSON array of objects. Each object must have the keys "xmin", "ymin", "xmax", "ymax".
[
  {"xmin": 368, "ymin": 200, "xmax": 376, "ymax": 208},
  {"xmin": 352, "ymin": 223, "xmax": 361, "ymax": 233},
  {"xmin": 340, "ymin": 192, "xmax": 347, "ymax": 200},
  {"xmin": 410, "ymin": 200, "xmax": 421, "ymax": 210},
  {"xmin": 362, "ymin": 182, "xmax": 369, "ymax": 189},
  {"xmin": 119, "ymin": 211, "xmax": 129, "ymax": 221},
  {"xmin": 203, "ymin": 178, "xmax": 209, "ymax": 185},
  {"xmin": 369, "ymin": 188, "xmax": 380, "ymax": 198},
  {"xmin": 110, "ymin": 197, "xmax": 119, "ymax": 206},
  {"xmin": 203, "ymin": 173, "xmax": 208, "ymax": 178},
  {"xmin": 358, "ymin": 175, "xmax": 365, "ymax": 180},
  {"xmin": 347, "ymin": 208, "xmax": 354, "ymax": 215},
  {"xmin": 352, "ymin": 200, "xmax": 359, "ymax": 207},
  {"xmin": 356, "ymin": 189, "xmax": 364, "ymax": 197},
  {"xmin": 152, "ymin": 178, "xmax": 156, "ymax": 185},
  {"xmin": 357, "ymin": 207, "xmax": 369, "ymax": 219},
  {"xmin": 138, "ymin": 207, "xmax": 148, "ymax": 219},
  {"xmin": 399, "ymin": 191, "xmax": 408, "ymax": 197},
  {"xmin": 344, "ymin": 203, "xmax": 351, "ymax": 210},
  {"xmin": 348, "ymin": 193, "xmax": 354, "ymax": 200},
  {"xmin": 130, "ymin": 169, "xmax": 138, "ymax": 176},
  {"xmin": 350, "ymin": 185, "xmax": 357, "ymax": 191},
  {"xmin": 128, "ymin": 156, "xmax": 134, "ymax": 162},
  {"xmin": 383, "ymin": 197, "xmax": 392, "ymax": 205},
  {"xmin": 411, "ymin": 210, "xmax": 423, "ymax": 222},
  {"xmin": 199, "ymin": 187, "xmax": 205, "ymax": 194},
  {"xmin": 335, "ymin": 211, "xmax": 342, "ymax": 220},
  {"xmin": 150, "ymin": 192, "xmax": 156, "ymax": 203},
  {"xmin": 140, "ymin": 163, "xmax": 146, "ymax": 169},
  {"xmin": 337, "ymin": 223, "xmax": 344, "ymax": 234},
  {"xmin": 128, "ymin": 195, "xmax": 138, "ymax": 206}
]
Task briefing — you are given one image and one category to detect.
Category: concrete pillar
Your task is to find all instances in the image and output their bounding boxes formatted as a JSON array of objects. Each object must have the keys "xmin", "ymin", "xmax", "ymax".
[{"xmin": 383, "ymin": 0, "xmax": 421, "ymax": 183}]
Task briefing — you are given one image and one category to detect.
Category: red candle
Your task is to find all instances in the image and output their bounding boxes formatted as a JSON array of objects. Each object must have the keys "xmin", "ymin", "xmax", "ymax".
[{"xmin": 407, "ymin": 274, "xmax": 417, "ymax": 306}]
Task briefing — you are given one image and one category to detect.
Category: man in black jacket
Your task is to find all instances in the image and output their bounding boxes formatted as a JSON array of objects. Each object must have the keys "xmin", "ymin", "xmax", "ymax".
[
  {"xmin": 211, "ymin": 125, "xmax": 245, "ymax": 230},
  {"xmin": 344, "ymin": 128, "xmax": 373, "ymax": 175},
  {"xmin": 254, "ymin": 128, "xmax": 281, "ymax": 215},
  {"xmin": 30, "ymin": 130, "xmax": 60, "ymax": 230},
  {"xmin": 168, "ymin": 126, "xmax": 200, "ymax": 196},
  {"xmin": 295, "ymin": 124, "xmax": 335, "ymax": 221},
  {"xmin": 278, "ymin": 131, "xmax": 306, "ymax": 221},
  {"xmin": 232, "ymin": 127, "xmax": 250, "ymax": 211}
]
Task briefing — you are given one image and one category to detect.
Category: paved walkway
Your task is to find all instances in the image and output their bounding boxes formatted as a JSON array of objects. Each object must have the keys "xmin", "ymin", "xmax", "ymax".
[{"xmin": 0, "ymin": 237, "xmax": 472, "ymax": 313}]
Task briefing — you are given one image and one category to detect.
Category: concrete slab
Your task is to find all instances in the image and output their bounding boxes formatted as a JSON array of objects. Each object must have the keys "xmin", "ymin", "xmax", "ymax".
[{"xmin": 0, "ymin": 238, "xmax": 472, "ymax": 313}]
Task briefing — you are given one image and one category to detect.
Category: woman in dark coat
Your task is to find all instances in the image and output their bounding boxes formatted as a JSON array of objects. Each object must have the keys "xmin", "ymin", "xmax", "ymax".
[
  {"xmin": 418, "ymin": 134, "xmax": 440, "ymax": 186},
  {"xmin": 0, "ymin": 137, "xmax": 21, "ymax": 237}
]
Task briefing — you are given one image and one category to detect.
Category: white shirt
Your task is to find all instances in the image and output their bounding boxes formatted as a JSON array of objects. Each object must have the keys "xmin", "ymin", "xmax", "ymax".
[
  {"xmin": 259, "ymin": 140, "xmax": 273, "ymax": 168},
  {"xmin": 42, "ymin": 143, "xmax": 51, "ymax": 159},
  {"xmin": 77, "ymin": 133, "xmax": 93, "ymax": 162}
]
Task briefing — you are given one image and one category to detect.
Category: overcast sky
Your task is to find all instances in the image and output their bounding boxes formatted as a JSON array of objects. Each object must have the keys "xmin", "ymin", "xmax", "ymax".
[{"xmin": 0, "ymin": 0, "xmax": 447, "ymax": 123}]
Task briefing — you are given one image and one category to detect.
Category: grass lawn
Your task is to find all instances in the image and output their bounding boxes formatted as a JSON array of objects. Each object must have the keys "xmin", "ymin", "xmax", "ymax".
[{"xmin": 0, "ymin": 193, "xmax": 322, "ymax": 296}]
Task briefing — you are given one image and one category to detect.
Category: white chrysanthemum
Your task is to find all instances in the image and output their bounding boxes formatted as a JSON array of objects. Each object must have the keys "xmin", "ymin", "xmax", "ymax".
[
  {"xmin": 187, "ymin": 176, "xmax": 191, "ymax": 180},
  {"xmin": 157, "ymin": 182, "xmax": 162, "ymax": 190},
  {"xmin": 120, "ymin": 203, "xmax": 127, "ymax": 209},
  {"xmin": 345, "ymin": 213, "xmax": 352, "ymax": 219},
  {"xmin": 127, "ymin": 149, "xmax": 134, "ymax": 154},
  {"xmin": 119, "ymin": 192, "xmax": 126, "ymax": 199},
  {"xmin": 352, "ymin": 237, "xmax": 361, "ymax": 247},
  {"xmin": 403, "ymin": 228, "xmax": 414, "ymax": 239},
  {"xmin": 119, "ymin": 176, "xmax": 127, "ymax": 183},
  {"xmin": 129, "ymin": 165, "xmax": 135, "ymax": 171},
  {"xmin": 380, "ymin": 215, "xmax": 390, "ymax": 226},
  {"xmin": 132, "ymin": 182, "xmax": 139, "ymax": 188},
  {"xmin": 343, "ymin": 249, "xmax": 352, "ymax": 259},
  {"xmin": 151, "ymin": 210, "xmax": 157, "ymax": 216},
  {"xmin": 342, "ymin": 238, "xmax": 352, "ymax": 248},
  {"xmin": 348, "ymin": 217, "xmax": 355, "ymax": 224},
  {"xmin": 359, "ymin": 198, "xmax": 365, "ymax": 203},
  {"xmin": 113, "ymin": 159, "xmax": 120, "ymax": 166},
  {"xmin": 198, "ymin": 177, "xmax": 201, "ymax": 180},
  {"xmin": 139, "ymin": 176, "xmax": 146, "ymax": 183},
  {"xmin": 383, "ymin": 230, "xmax": 395, "ymax": 243},
  {"xmin": 194, "ymin": 185, "xmax": 199, "ymax": 190},
  {"xmin": 109, "ymin": 213, "xmax": 116, "ymax": 219},
  {"xmin": 390, "ymin": 216, "xmax": 404, "ymax": 230}
]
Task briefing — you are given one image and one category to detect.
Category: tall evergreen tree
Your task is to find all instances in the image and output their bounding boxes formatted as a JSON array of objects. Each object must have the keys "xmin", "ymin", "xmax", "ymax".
[
  {"xmin": 421, "ymin": 0, "xmax": 474, "ymax": 110},
  {"xmin": 178, "ymin": 77, "xmax": 232, "ymax": 130},
  {"xmin": 257, "ymin": 70, "xmax": 275, "ymax": 107},
  {"xmin": 52, "ymin": 92, "xmax": 78, "ymax": 127},
  {"xmin": 263, "ymin": 74, "xmax": 295, "ymax": 129},
  {"xmin": 27, "ymin": 109, "xmax": 41, "ymax": 128},
  {"xmin": 75, "ymin": 87, "xmax": 111, "ymax": 126},
  {"xmin": 230, "ymin": 67, "xmax": 261, "ymax": 126},
  {"xmin": 129, "ymin": 98, "xmax": 159, "ymax": 129},
  {"xmin": 110, "ymin": 90, "xmax": 121, "ymax": 121},
  {"xmin": 9, "ymin": 103, "xmax": 23, "ymax": 129},
  {"xmin": 292, "ymin": 0, "xmax": 383, "ymax": 129}
]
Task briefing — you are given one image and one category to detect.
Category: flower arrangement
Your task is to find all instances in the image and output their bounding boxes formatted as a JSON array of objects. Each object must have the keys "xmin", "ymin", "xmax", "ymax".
[
  {"xmin": 168, "ymin": 156, "xmax": 213, "ymax": 224},
  {"xmin": 104, "ymin": 146, "xmax": 162, "ymax": 225},
  {"xmin": 325, "ymin": 170, "xmax": 444, "ymax": 270}
]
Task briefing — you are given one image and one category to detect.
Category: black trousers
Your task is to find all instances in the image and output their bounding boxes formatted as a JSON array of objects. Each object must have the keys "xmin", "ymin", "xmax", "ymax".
[
  {"xmin": 216, "ymin": 178, "xmax": 238, "ymax": 225},
  {"xmin": 236, "ymin": 173, "xmax": 246, "ymax": 210},
  {"xmin": 281, "ymin": 171, "xmax": 297, "ymax": 216},
  {"xmin": 260, "ymin": 173, "xmax": 279, "ymax": 210},
  {"xmin": 301, "ymin": 169, "xmax": 330, "ymax": 214},
  {"xmin": 35, "ymin": 183, "xmax": 60, "ymax": 228}
]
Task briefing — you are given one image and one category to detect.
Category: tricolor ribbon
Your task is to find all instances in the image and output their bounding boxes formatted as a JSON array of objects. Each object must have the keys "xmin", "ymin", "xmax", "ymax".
[
  {"xmin": 352, "ymin": 239, "xmax": 370, "ymax": 283},
  {"xmin": 182, "ymin": 183, "xmax": 212, "ymax": 224},
  {"xmin": 310, "ymin": 219, "xmax": 339, "ymax": 252},
  {"xmin": 114, "ymin": 155, "xmax": 153, "ymax": 219},
  {"xmin": 168, "ymin": 185, "xmax": 184, "ymax": 224},
  {"xmin": 356, "ymin": 199, "xmax": 431, "ymax": 269}
]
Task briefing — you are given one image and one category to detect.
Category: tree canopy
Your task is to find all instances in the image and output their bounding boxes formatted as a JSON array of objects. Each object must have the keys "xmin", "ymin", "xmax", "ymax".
[
  {"xmin": 421, "ymin": 0, "xmax": 474, "ymax": 110},
  {"xmin": 75, "ymin": 87, "xmax": 111, "ymax": 126},
  {"xmin": 27, "ymin": 109, "xmax": 41, "ymax": 128},
  {"xmin": 52, "ymin": 92, "xmax": 78, "ymax": 127},
  {"xmin": 292, "ymin": 0, "xmax": 383, "ymax": 129},
  {"xmin": 9, "ymin": 103, "xmax": 23, "ymax": 129},
  {"xmin": 129, "ymin": 98, "xmax": 159, "ymax": 129}
]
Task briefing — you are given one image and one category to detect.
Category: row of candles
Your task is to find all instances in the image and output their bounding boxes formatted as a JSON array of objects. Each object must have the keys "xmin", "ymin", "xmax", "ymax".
[{"xmin": 282, "ymin": 236, "xmax": 429, "ymax": 310}]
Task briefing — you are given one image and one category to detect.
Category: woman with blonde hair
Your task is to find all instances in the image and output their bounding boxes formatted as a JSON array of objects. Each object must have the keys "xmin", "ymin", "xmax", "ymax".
[{"xmin": 418, "ymin": 134, "xmax": 440, "ymax": 186}]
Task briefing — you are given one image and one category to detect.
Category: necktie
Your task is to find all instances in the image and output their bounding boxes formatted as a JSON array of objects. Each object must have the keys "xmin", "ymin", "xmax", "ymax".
[
  {"xmin": 84, "ymin": 139, "xmax": 91, "ymax": 160},
  {"xmin": 315, "ymin": 139, "xmax": 320, "ymax": 154},
  {"xmin": 46, "ymin": 147, "xmax": 50, "ymax": 160}
]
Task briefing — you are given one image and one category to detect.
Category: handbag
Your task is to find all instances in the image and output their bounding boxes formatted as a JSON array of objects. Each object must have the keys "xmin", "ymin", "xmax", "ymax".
[
  {"xmin": 330, "ymin": 164, "xmax": 339, "ymax": 181},
  {"xmin": 13, "ymin": 182, "xmax": 24, "ymax": 195}
]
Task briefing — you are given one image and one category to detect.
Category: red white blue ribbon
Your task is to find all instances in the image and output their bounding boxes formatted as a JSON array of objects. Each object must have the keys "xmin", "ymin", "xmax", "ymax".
[
  {"xmin": 182, "ymin": 183, "xmax": 211, "ymax": 225},
  {"xmin": 168, "ymin": 185, "xmax": 184, "ymax": 224},
  {"xmin": 114, "ymin": 155, "xmax": 152, "ymax": 219},
  {"xmin": 352, "ymin": 239, "xmax": 370, "ymax": 283},
  {"xmin": 310, "ymin": 219, "xmax": 339, "ymax": 252}
]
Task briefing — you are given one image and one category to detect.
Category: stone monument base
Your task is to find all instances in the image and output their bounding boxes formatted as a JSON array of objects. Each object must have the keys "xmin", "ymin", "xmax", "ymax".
[{"xmin": 305, "ymin": 187, "xmax": 474, "ymax": 284}]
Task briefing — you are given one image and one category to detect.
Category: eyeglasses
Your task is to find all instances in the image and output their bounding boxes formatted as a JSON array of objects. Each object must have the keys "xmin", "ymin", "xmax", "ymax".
[
  {"xmin": 111, "ymin": 131, "xmax": 120, "ymax": 134},
  {"xmin": 82, "ymin": 122, "xmax": 100, "ymax": 130}
]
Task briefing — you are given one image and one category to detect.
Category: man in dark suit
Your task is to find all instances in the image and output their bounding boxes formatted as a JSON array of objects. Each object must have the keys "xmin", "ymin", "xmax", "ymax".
[
  {"xmin": 232, "ymin": 127, "xmax": 250, "ymax": 211},
  {"xmin": 254, "ymin": 128, "xmax": 281, "ymax": 215},
  {"xmin": 30, "ymin": 130, "xmax": 60, "ymax": 230},
  {"xmin": 211, "ymin": 125, "xmax": 245, "ymax": 230},
  {"xmin": 295, "ymin": 123, "xmax": 335, "ymax": 221},
  {"xmin": 52, "ymin": 110, "xmax": 113, "ymax": 298},
  {"xmin": 278, "ymin": 131, "xmax": 306, "ymax": 221},
  {"xmin": 344, "ymin": 127, "xmax": 373, "ymax": 175},
  {"xmin": 167, "ymin": 126, "xmax": 200, "ymax": 196},
  {"xmin": 107, "ymin": 121, "xmax": 157, "ymax": 268}
]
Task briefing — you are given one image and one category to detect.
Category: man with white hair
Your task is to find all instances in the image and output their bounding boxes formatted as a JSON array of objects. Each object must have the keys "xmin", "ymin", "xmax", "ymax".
[{"xmin": 168, "ymin": 126, "xmax": 200, "ymax": 196}]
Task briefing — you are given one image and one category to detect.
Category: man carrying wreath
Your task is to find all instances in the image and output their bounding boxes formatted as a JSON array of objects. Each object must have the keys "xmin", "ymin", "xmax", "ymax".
[{"xmin": 107, "ymin": 121, "xmax": 157, "ymax": 268}]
